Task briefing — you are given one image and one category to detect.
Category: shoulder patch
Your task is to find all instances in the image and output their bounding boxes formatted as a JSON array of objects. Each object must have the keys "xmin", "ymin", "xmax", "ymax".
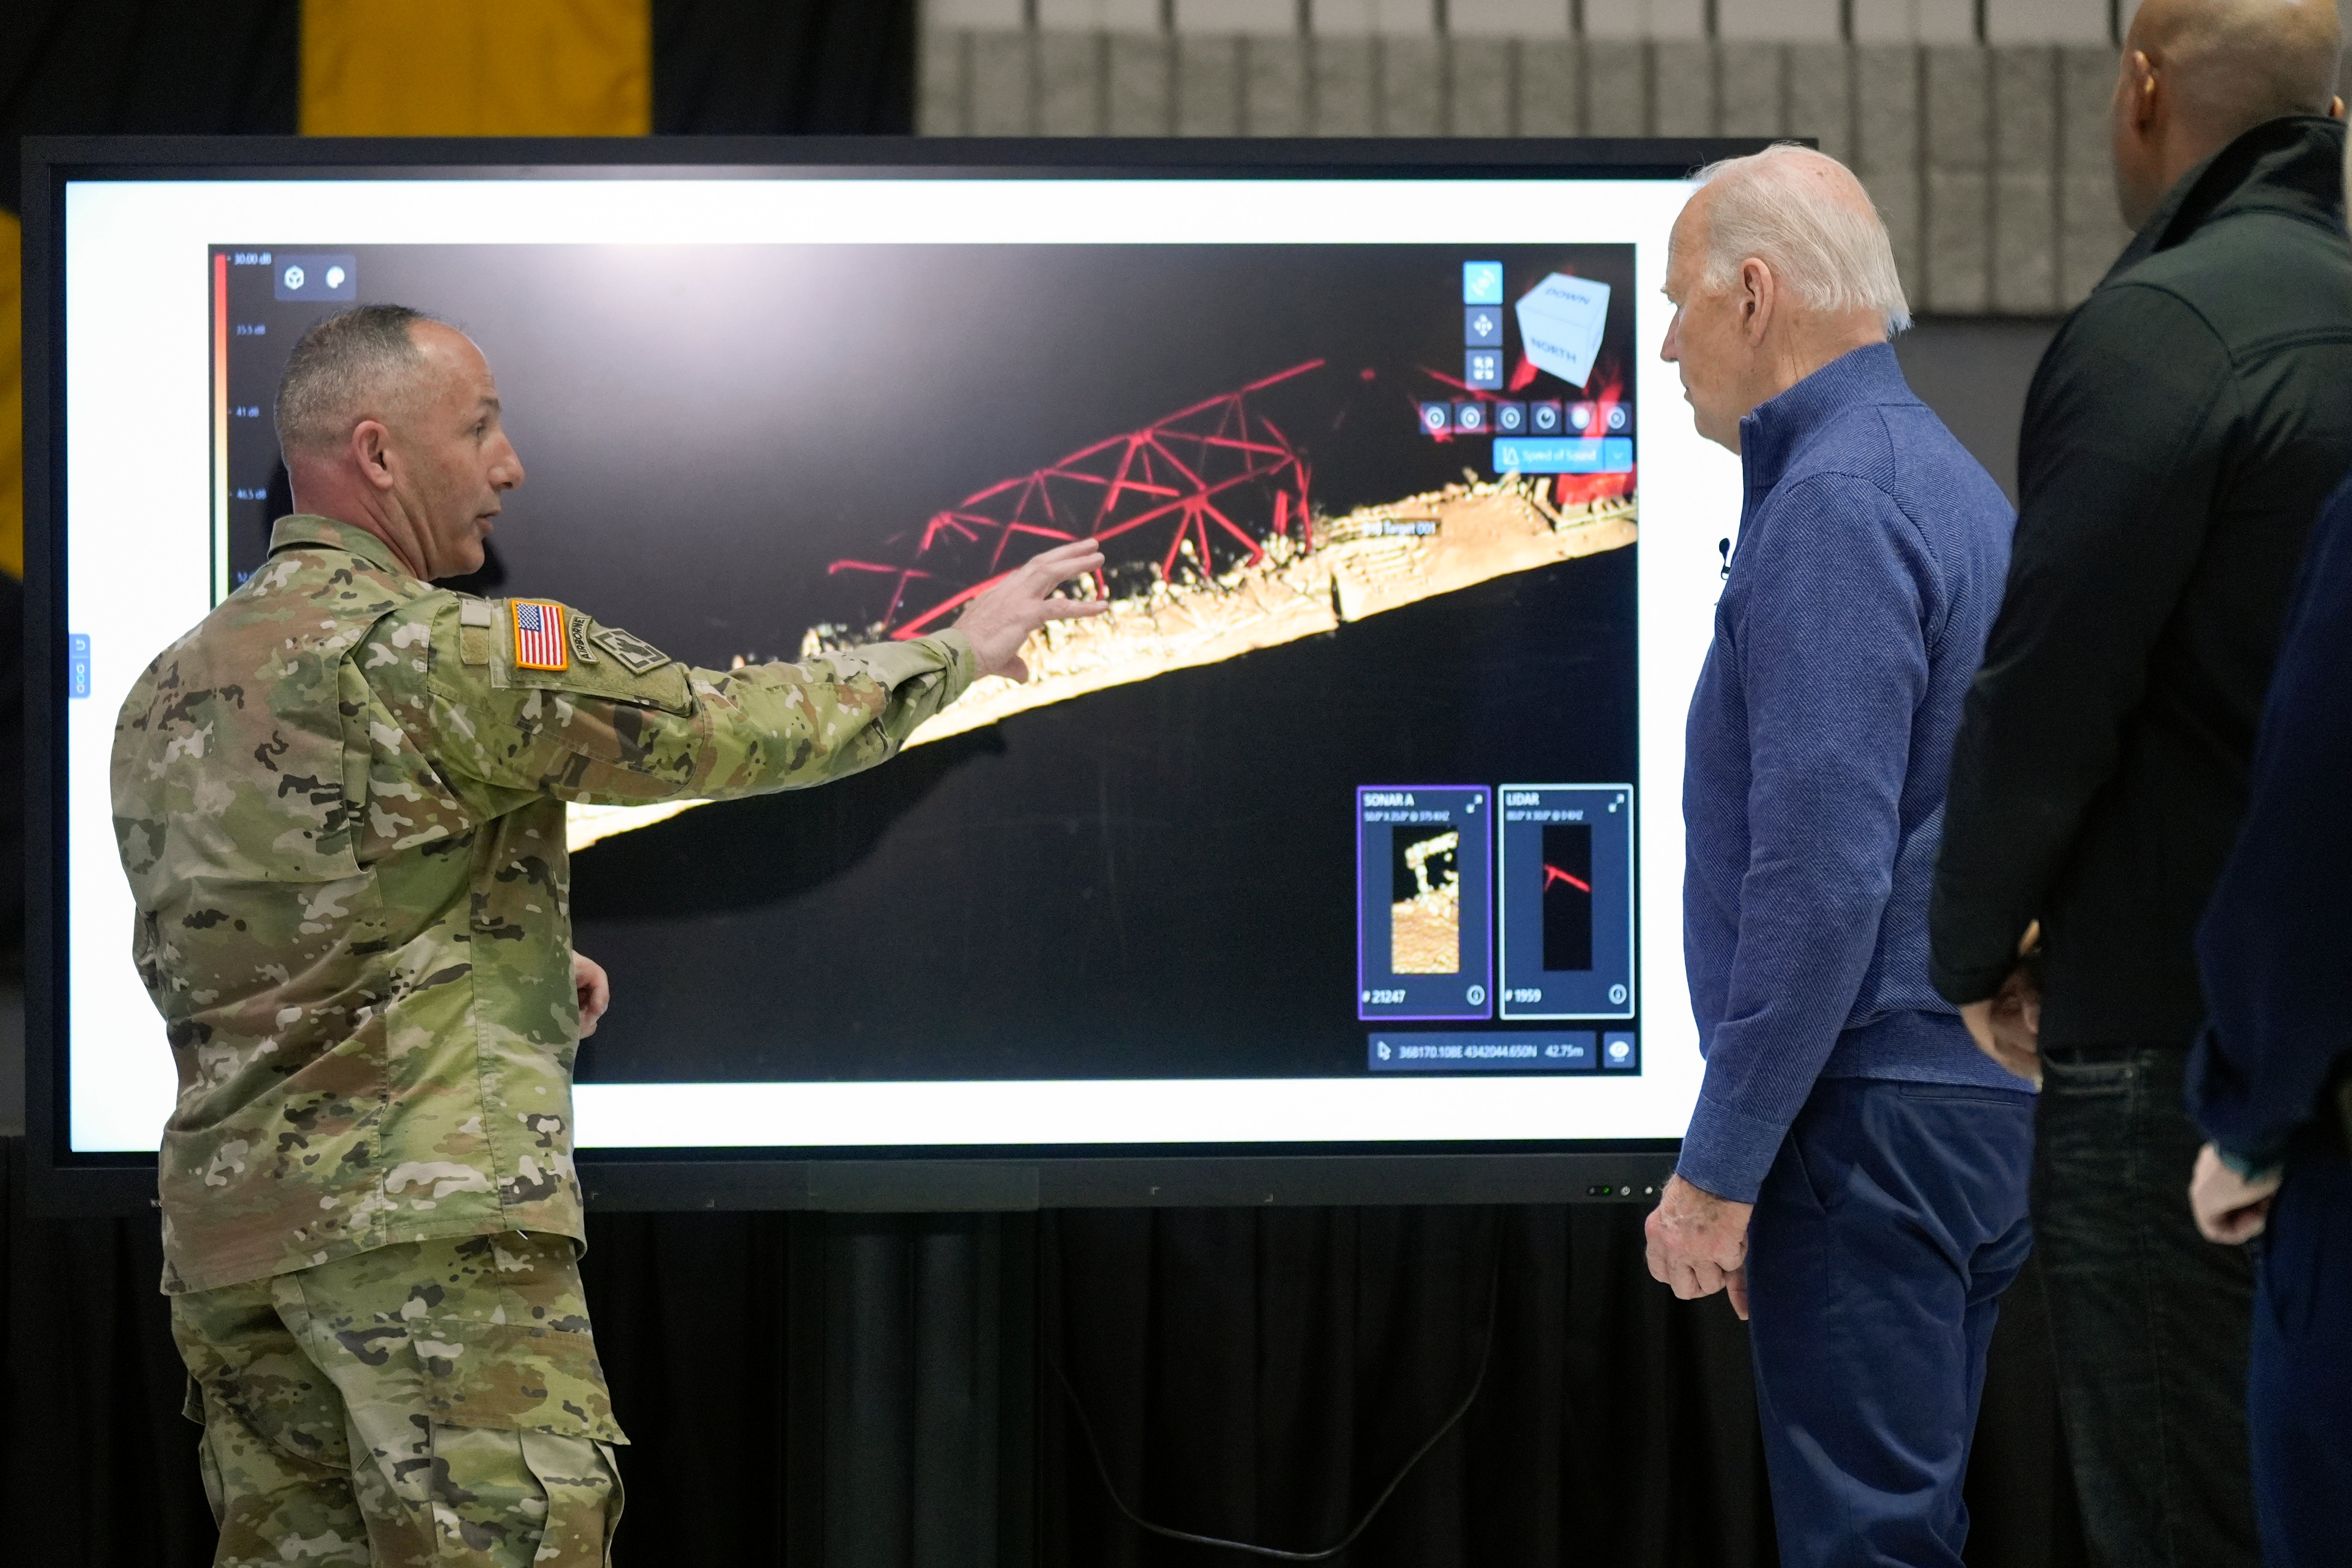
[
  {"xmin": 511, "ymin": 601, "xmax": 568, "ymax": 673},
  {"xmin": 592, "ymin": 626, "xmax": 672, "ymax": 674}
]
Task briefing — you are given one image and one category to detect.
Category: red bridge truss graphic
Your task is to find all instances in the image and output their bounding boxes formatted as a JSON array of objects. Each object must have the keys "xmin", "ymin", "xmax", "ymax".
[{"xmin": 828, "ymin": 361, "xmax": 1324, "ymax": 641}]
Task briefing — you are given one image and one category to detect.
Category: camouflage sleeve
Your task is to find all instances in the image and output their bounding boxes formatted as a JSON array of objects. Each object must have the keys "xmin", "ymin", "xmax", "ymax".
[{"xmin": 412, "ymin": 597, "xmax": 977, "ymax": 812}]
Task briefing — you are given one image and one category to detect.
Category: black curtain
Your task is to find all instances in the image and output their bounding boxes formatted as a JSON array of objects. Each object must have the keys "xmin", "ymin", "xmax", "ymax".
[
  {"xmin": 1038, "ymin": 1207, "xmax": 2084, "ymax": 1568},
  {"xmin": 0, "ymin": 1141, "xmax": 218, "ymax": 1565},
  {"xmin": 2, "ymin": 0, "xmax": 918, "ymax": 203},
  {"xmin": 1039, "ymin": 1205, "xmax": 1773, "ymax": 1566},
  {"xmin": 3, "ymin": 1135, "xmax": 2087, "ymax": 1567},
  {"xmin": 0, "ymin": 0, "xmax": 299, "ymax": 214},
  {"xmin": 652, "ymin": 0, "xmax": 918, "ymax": 135}
]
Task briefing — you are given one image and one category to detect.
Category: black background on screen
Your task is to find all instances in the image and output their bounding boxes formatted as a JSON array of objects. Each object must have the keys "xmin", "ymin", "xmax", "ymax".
[
  {"xmin": 215, "ymin": 240, "xmax": 1641, "ymax": 1081},
  {"xmin": 1542, "ymin": 821, "xmax": 1594, "ymax": 972}
]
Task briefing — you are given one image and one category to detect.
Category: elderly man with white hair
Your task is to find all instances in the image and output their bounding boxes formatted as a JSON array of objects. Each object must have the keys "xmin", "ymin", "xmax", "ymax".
[{"xmin": 1642, "ymin": 145, "xmax": 2032, "ymax": 1568}]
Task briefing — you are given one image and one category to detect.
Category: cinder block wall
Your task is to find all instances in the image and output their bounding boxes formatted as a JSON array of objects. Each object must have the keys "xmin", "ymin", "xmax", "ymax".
[{"xmin": 919, "ymin": 0, "xmax": 2350, "ymax": 314}]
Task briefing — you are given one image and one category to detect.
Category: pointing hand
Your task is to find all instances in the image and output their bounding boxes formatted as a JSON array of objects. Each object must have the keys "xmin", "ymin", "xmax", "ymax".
[{"xmin": 955, "ymin": 538, "xmax": 1110, "ymax": 682}]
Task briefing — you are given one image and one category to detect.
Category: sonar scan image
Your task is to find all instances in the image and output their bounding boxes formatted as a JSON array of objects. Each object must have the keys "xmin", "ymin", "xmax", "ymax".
[
  {"xmin": 209, "ymin": 240, "xmax": 1642, "ymax": 1082},
  {"xmin": 1391, "ymin": 826, "xmax": 1464, "ymax": 976}
]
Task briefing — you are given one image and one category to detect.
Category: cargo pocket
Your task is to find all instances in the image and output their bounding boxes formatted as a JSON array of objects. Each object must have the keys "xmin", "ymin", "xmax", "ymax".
[
  {"xmin": 416, "ymin": 1424, "xmax": 621, "ymax": 1565},
  {"xmin": 411, "ymin": 1317, "xmax": 626, "ymax": 1443},
  {"xmin": 516, "ymin": 1430, "xmax": 625, "ymax": 1568},
  {"xmin": 408, "ymin": 1320, "xmax": 627, "ymax": 1564}
]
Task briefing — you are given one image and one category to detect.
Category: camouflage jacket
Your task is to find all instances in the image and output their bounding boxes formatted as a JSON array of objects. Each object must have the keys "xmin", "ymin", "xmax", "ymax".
[{"xmin": 113, "ymin": 515, "xmax": 974, "ymax": 1293}]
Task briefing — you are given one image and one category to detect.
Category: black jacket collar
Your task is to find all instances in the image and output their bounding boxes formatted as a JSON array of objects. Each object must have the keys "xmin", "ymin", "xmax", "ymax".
[{"xmin": 2106, "ymin": 115, "xmax": 2348, "ymax": 285}]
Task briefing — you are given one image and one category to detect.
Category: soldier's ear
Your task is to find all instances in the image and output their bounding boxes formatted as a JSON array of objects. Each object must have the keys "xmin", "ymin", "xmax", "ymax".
[{"xmin": 350, "ymin": 419, "xmax": 396, "ymax": 489}]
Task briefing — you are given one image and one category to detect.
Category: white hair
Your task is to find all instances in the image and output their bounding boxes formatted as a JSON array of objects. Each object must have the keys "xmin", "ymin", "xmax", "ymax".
[{"xmin": 1689, "ymin": 144, "xmax": 1912, "ymax": 334}]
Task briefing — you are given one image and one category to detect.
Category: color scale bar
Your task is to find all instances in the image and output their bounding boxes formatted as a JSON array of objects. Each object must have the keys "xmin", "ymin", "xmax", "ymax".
[{"xmin": 211, "ymin": 252, "xmax": 230, "ymax": 603}]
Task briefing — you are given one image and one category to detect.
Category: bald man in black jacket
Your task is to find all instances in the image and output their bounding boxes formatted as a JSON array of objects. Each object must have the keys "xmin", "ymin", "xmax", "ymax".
[{"xmin": 1929, "ymin": 0, "xmax": 2352, "ymax": 1561}]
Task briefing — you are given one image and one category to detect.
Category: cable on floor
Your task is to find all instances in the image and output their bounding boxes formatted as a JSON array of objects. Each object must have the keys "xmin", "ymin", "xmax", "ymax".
[{"xmin": 1045, "ymin": 1247, "xmax": 1504, "ymax": 1561}]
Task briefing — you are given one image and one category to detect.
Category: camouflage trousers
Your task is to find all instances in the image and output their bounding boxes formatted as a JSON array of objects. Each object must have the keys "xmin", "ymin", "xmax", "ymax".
[{"xmin": 169, "ymin": 1232, "xmax": 627, "ymax": 1567}]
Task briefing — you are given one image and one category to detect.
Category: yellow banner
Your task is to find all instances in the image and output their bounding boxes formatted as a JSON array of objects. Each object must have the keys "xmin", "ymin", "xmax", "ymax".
[{"xmin": 301, "ymin": 0, "xmax": 652, "ymax": 136}]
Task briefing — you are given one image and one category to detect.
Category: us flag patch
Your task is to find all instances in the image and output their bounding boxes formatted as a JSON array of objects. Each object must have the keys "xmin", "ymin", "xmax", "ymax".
[{"xmin": 511, "ymin": 600, "xmax": 568, "ymax": 672}]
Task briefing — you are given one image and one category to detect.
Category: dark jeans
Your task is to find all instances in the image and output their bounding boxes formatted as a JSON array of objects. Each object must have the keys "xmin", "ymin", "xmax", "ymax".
[
  {"xmin": 2035, "ymin": 1046, "xmax": 2259, "ymax": 1568},
  {"xmin": 2249, "ymin": 1148, "xmax": 2352, "ymax": 1568},
  {"xmin": 1746, "ymin": 1077, "xmax": 2035, "ymax": 1568}
]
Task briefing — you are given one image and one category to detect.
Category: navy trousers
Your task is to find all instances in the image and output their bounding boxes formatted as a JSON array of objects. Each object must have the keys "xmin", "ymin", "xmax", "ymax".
[
  {"xmin": 2250, "ymin": 1148, "xmax": 2352, "ymax": 1567},
  {"xmin": 1745, "ymin": 1077, "xmax": 2036, "ymax": 1568}
]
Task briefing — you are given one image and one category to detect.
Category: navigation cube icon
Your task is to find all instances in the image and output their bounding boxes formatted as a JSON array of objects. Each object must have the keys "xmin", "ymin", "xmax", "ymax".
[{"xmin": 1515, "ymin": 273, "xmax": 1611, "ymax": 389}]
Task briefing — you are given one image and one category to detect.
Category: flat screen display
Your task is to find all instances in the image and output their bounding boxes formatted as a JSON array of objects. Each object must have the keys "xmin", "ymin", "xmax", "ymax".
[{"xmin": 53, "ymin": 157, "xmax": 1742, "ymax": 1160}]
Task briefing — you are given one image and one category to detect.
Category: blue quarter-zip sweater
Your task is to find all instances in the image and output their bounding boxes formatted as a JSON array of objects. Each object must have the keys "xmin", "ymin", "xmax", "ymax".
[{"xmin": 1678, "ymin": 343, "xmax": 2027, "ymax": 1205}]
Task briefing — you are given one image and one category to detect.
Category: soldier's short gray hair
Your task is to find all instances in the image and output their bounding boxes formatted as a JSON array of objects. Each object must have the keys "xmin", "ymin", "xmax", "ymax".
[
  {"xmin": 1689, "ymin": 144, "xmax": 1911, "ymax": 335},
  {"xmin": 274, "ymin": 304, "xmax": 441, "ymax": 459}
]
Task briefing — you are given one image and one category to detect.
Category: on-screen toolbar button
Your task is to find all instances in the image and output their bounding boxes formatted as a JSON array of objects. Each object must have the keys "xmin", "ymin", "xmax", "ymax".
[
  {"xmin": 1491, "ymin": 436, "xmax": 1634, "ymax": 474},
  {"xmin": 273, "ymin": 255, "xmax": 358, "ymax": 302}
]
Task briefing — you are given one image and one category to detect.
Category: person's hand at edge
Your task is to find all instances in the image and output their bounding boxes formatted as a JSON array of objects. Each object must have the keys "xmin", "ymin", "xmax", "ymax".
[
  {"xmin": 1961, "ymin": 921, "xmax": 2043, "ymax": 1086},
  {"xmin": 1645, "ymin": 1173, "xmax": 1755, "ymax": 1320},
  {"xmin": 2190, "ymin": 1142, "xmax": 2282, "ymax": 1244},
  {"xmin": 574, "ymin": 952, "xmax": 611, "ymax": 1039},
  {"xmin": 954, "ymin": 538, "xmax": 1110, "ymax": 682}
]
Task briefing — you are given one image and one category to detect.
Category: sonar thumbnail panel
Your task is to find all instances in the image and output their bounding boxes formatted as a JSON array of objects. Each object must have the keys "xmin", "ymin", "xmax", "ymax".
[
  {"xmin": 1356, "ymin": 783, "xmax": 1640, "ymax": 1074},
  {"xmin": 1356, "ymin": 787, "xmax": 1494, "ymax": 1022},
  {"xmin": 1498, "ymin": 785, "xmax": 1636, "ymax": 1020}
]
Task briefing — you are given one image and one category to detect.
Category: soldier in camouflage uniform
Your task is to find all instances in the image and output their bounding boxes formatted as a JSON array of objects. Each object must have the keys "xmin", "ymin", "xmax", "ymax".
[{"xmin": 112, "ymin": 305, "xmax": 1102, "ymax": 1565}]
